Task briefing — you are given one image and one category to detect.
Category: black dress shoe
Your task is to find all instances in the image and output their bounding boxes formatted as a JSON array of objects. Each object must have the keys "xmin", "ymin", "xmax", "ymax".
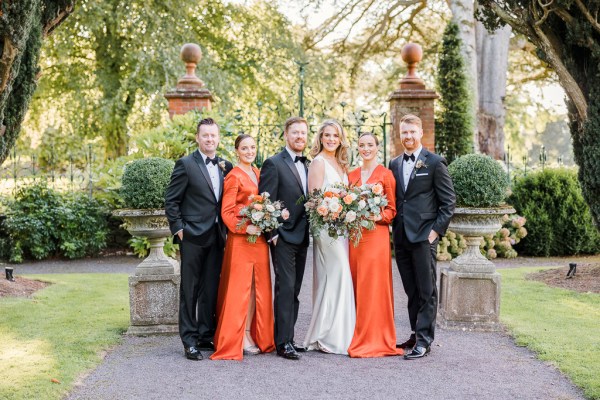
[
  {"xmin": 277, "ymin": 342, "xmax": 300, "ymax": 360},
  {"xmin": 184, "ymin": 346, "xmax": 203, "ymax": 360},
  {"xmin": 403, "ymin": 345, "xmax": 430, "ymax": 360},
  {"xmin": 396, "ymin": 334, "xmax": 416, "ymax": 349},
  {"xmin": 292, "ymin": 341, "xmax": 306, "ymax": 352},
  {"xmin": 196, "ymin": 341, "xmax": 215, "ymax": 351}
]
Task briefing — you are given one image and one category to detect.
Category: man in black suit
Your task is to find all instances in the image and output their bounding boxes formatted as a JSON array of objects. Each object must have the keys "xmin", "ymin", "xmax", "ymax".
[
  {"xmin": 390, "ymin": 114, "xmax": 455, "ymax": 360},
  {"xmin": 165, "ymin": 118, "xmax": 233, "ymax": 361},
  {"xmin": 259, "ymin": 116, "xmax": 310, "ymax": 360}
]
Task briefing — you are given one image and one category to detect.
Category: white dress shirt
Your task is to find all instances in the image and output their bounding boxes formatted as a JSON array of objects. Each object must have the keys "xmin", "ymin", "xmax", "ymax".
[
  {"xmin": 200, "ymin": 151, "xmax": 221, "ymax": 200},
  {"xmin": 403, "ymin": 146, "xmax": 423, "ymax": 191},
  {"xmin": 286, "ymin": 146, "xmax": 307, "ymax": 195}
]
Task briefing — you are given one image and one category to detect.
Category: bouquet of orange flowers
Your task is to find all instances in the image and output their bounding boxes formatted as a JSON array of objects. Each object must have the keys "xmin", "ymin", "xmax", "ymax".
[
  {"xmin": 304, "ymin": 183, "xmax": 368, "ymax": 245},
  {"xmin": 237, "ymin": 192, "xmax": 289, "ymax": 243},
  {"xmin": 350, "ymin": 182, "xmax": 388, "ymax": 230}
]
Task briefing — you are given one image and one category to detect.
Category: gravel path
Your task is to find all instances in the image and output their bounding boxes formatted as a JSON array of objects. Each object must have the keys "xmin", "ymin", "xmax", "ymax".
[{"xmin": 62, "ymin": 248, "xmax": 584, "ymax": 400}]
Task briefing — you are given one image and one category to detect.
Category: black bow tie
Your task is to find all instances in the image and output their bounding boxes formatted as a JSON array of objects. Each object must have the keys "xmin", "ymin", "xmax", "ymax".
[
  {"xmin": 403, "ymin": 153, "xmax": 415, "ymax": 162},
  {"xmin": 294, "ymin": 155, "xmax": 307, "ymax": 164},
  {"xmin": 205, "ymin": 157, "xmax": 218, "ymax": 165}
]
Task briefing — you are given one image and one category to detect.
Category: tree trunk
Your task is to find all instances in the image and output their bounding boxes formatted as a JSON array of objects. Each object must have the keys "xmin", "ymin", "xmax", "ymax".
[
  {"xmin": 476, "ymin": 20, "xmax": 511, "ymax": 160},
  {"xmin": 447, "ymin": 0, "xmax": 479, "ymax": 152},
  {"xmin": 0, "ymin": 1, "xmax": 75, "ymax": 166}
]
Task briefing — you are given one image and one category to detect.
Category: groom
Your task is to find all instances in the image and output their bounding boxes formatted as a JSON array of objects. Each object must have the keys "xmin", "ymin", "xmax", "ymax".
[
  {"xmin": 390, "ymin": 114, "xmax": 455, "ymax": 360},
  {"xmin": 259, "ymin": 116, "xmax": 310, "ymax": 360},
  {"xmin": 165, "ymin": 118, "xmax": 232, "ymax": 361}
]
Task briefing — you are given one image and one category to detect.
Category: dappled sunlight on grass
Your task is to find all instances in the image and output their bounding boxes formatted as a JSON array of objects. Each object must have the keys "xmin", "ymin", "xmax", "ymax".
[
  {"xmin": 500, "ymin": 267, "xmax": 600, "ymax": 399},
  {"xmin": 0, "ymin": 274, "xmax": 129, "ymax": 400},
  {"xmin": 0, "ymin": 333, "xmax": 55, "ymax": 391}
]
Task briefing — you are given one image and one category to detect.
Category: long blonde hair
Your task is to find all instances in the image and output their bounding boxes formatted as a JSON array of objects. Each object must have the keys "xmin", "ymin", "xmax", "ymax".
[{"xmin": 309, "ymin": 119, "xmax": 350, "ymax": 171}]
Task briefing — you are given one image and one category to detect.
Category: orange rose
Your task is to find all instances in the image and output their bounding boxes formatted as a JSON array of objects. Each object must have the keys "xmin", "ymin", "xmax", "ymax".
[
  {"xmin": 317, "ymin": 205, "xmax": 329, "ymax": 216},
  {"xmin": 343, "ymin": 194, "xmax": 353, "ymax": 205},
  {"xmin": 254, "ymin": 195, "xmax": 263, "ymax": 202},
  {"xmin": 324, "ymin": 191, "xmax": 334, "ymax": 198},
  {"xmin": 372, "ymin": 183, "xmax": 383, "ymax": 195}
]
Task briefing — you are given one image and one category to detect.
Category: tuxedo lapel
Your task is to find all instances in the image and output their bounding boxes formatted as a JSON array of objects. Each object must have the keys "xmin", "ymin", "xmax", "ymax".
[
  {"xmin": 217, "ymin": 156, "xmax": 225, "ymax": 198},
  {"xmin": 396, "ymin": 158, "xmax": 406, "ymax": 195},
  {"xmin": 192, "ymin": 150, "xmax": 217, "ymax": 200},
  {"xmin": 405, "ymin": 149, "xmax": 429, "ymax": 194},
  {"xmin": 282, "ymin": 150, "xmax": 305, "ymax": 193}
]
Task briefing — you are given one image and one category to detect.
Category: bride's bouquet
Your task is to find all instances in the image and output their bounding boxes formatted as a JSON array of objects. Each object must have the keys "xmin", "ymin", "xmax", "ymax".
[
  {"xmin": 237, "ymin": 192, "xmax": 289, "ymax": 243},
  {"xmin": 304, "ymin": 182, "xmax": 374, "ymax": 246}
]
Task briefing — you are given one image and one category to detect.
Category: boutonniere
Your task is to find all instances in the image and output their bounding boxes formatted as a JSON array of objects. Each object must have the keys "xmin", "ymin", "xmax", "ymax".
[
  {"xmin": 218, "ymin": 160, "xmax": 226, "ymax": 171},
  {"xmin": 415, "ymin": 160, "xmax": 427, "ymax": 169}
]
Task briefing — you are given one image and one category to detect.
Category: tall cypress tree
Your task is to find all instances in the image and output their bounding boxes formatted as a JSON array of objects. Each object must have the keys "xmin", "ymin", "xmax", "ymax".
[{"xmin": 435, "ymin": 21, "xmax": 474, "ymax": 163}]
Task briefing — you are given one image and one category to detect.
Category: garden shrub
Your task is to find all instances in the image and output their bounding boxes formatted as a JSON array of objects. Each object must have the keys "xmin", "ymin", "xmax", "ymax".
[
  {"xmin": 1, "ymin": 183, "xmax": 109, "ymax": 262},
  {"xmin": 448, "ymin": 153, "xmax": 509, "ymax": 207},
  {"xmin": 509, "ymin": 168, "xmax": 600, "ymax": 256},
  {"xmin": 437, "ymin": 214, "xmax": 526, "ymax": 261},
  {"xmin": 120, "ymin": 157, "xmax": 174, "ymax": 209}
]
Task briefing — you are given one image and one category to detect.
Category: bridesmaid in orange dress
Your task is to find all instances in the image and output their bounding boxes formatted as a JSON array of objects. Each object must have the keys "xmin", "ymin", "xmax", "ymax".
[
  {"xmin": 210, "ymin": 134, "xmax": 275, "ymax": 360},
  {"xmin": 347, "ymin": 132, "xmax": 403, "ymax": 358}
]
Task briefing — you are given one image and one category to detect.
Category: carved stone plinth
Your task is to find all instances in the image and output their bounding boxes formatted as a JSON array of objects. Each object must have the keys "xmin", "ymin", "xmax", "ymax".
[
  {"xmin": 438, "ymin": 206, "xmax": 515, "ymax": 331},
  {"xmin": 127, "ymin": 274, "xmax": 180, "ymax": 335},
  {"xmin": 439, "ymin": 269, "xmax": 501, "ymax": 331},
  {"xmin": 113, "ymin": 209, "xmax": 180, "ymax": 335}
]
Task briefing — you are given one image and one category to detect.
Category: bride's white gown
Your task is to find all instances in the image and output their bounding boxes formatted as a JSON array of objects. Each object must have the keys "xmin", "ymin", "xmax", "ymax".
[{"xmin": 304, "ymin": 156, "xmax": 356, "ymax": 354}]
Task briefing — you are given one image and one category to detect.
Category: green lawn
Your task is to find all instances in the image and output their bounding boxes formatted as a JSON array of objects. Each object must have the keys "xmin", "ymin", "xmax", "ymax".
[
  {"xmin": 0, "ymin": 274, "xmax": 129, "ymax": 400},
  {"xmin": 500, "ymin": 267, "xmax": 600, "ymax": 400}
]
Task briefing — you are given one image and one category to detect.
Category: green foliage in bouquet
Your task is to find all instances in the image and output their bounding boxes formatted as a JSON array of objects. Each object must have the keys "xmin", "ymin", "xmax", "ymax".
[
  {"xmin": 120, "ymin": 157, "xmax": 175, "ymax": 209},
  {"xmin": 509, "ymin": 168, "xmax": 600, "ymax": 256},
  {"xmin": 0, "ymin": 183, "xmax": 108, "ymax": 263},
  {"xmin": 448, "ymin": 154, "xmax": 509, "ymax": 207}
]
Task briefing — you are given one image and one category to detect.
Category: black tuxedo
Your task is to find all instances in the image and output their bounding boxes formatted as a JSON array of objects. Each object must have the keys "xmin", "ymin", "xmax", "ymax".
[
  {"xmin": 259, "ymin": 149, "xmax": 309, "ymax": 348},
  {"xmin": 390, "ymin": 147, "xmax": 455, "ymax": 348},
  {"xmin": 165, "ymin": 149, "xmax": 232, "ymax": 348}
]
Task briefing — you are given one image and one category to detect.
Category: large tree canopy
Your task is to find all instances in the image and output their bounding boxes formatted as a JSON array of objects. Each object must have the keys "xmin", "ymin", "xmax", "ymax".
[
  {"xmin": 0, "ymin": 0, "xmax": 75, "ymax": 166},
  {"xmin": 479, "ymin": 1, "xmax": 600, "ymax": 227},
  {"xmin": 28, "ymin": 0, "xmax": 313, "ymax": 160}
]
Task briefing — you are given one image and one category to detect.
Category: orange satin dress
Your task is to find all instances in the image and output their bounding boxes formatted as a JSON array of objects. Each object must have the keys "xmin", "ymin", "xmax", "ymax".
[
  {"xmin": 210, "ymin": 166, "xmax": 275, "ymax": 360},
  {"xmin": 347, "ymin": 165, "xmax": 403, "ymax": 357}
]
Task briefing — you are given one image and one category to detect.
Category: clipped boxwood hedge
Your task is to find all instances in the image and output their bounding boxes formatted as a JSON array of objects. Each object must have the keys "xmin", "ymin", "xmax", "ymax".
[
  {"xmin": 448, "ymin": 153, "xmax": 509, "ymax": 207},
  {"xmin": 509, "ymin": 168, "xmax": 600, "ymax": 256},
  {"xmin": 120, "ymin": 157, "xmax": 174, "ymax": 209}
]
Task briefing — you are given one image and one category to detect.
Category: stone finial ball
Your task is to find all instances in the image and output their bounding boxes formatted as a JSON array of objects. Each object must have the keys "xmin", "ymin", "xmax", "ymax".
[
  {"xmin": 401, "ymin": 43, "xmax": 423, "ymax": 64},
  {"xmin": 180, "ymin": 43, "xmax": 202, "ymax": 64}
]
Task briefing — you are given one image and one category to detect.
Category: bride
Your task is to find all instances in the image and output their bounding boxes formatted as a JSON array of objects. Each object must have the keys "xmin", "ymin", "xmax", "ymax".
[{"xmin": 303, "ymin": 119, "xmax": 356, "ymax": 354}]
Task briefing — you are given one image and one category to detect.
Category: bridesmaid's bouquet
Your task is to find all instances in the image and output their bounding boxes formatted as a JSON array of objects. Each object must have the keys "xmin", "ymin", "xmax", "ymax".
[
  {"xmin": 350, "ymin": 182, "xmax": 389, "ymax": 231},
  {"xmin": 237, "ymin": 192, "xmax": 289, "ymax": 243},
  {"xmin": 304, "ymin": 183, "xmax": 371, "ymax": 246}
]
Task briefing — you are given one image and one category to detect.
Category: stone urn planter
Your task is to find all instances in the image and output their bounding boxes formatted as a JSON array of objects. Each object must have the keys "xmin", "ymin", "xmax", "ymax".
[
  {"xmin": 439, "ymin": 206, "xmax": 515, "ymax": 331},
  {"xmin": 114, "ymin": 157, "xmax": 180, "ymax": 336},
  {"xmin": 113, "ymin": 208, "xmax": 180, "ymax": 336},
  {"xmin": 113, "ymin": 209, "xmax": 178, "ymax": 276},
  {"xmin": 439, "ymin": 153, "xmax": 514, "ymax": 332}
]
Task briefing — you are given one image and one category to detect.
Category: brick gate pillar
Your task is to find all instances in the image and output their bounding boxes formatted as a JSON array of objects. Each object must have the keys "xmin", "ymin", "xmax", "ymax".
[
  {"xmin": 388, "ymin": 43, "xmax": 438, "ymax": 159},
  {"xmin": 164, "ymin": 43, "xmax": 213, "ymax": 118}
]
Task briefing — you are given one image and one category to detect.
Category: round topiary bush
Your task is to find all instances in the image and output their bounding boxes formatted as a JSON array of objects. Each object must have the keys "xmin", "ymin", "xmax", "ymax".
[
  {"xmin": 120, "ymin": 157, "xmax": 175, "ymax": 209},
  {"xmin": 448, "ymin": 153, "xmax": 509, "ymax": 207}
]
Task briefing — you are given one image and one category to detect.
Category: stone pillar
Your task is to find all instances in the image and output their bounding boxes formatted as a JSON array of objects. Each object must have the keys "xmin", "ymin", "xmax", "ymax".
[
  {"xmin": 388, "ymin": 43, "xmax": 438, "ymax": 159},
  {"xmin": 164, "ymin": 43, "xmax": 213, "ymax": 118}
]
